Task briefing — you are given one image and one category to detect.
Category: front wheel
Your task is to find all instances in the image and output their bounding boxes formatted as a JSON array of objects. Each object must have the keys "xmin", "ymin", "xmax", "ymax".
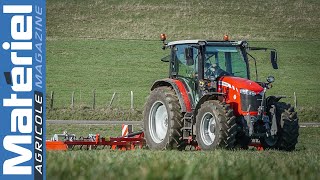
[
  {"xmin": 261, "ymin": 102, "xmax": 299, "ymax": 151},
  {"xmin": 195, "ymin": 100, "xmax": 237, "ymax": 150}
]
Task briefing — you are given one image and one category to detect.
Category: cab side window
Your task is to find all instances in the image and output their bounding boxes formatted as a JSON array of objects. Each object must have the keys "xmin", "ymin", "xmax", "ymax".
[{"xmin": 174, "ymin": 44, "xmax": 198, "ymax": 78}]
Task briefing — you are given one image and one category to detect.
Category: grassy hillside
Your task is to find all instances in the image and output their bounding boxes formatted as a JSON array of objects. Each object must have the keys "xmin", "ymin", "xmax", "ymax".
[
  {"xmin": 47, "ymin": 0, "xmax": 320, "ymax": 121},
  {"xmin": 47, "ymin": 0, "xmax": 320, "ymax": 40}
]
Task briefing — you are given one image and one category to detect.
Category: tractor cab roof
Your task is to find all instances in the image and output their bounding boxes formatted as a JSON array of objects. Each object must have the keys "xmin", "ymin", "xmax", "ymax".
[{"xmin": 167, "ymin": 40, "xmax": 247, "ymax": 47}]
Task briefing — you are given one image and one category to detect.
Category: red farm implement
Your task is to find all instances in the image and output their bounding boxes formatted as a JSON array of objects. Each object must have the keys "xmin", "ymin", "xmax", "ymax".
[{"xmin": 46, "ymin": 125, "xmax": 145, "ymax": 151}]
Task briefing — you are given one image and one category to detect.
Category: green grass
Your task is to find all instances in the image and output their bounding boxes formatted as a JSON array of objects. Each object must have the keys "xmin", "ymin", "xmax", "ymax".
[
  {"xmin": 46, "ymin": 126, "xmax": 320, "ymax": 180},
  {"xmin": 46, "ymin": 108, "xmax": 143, "ymax": 121},
  {"xmin": 47, "ymin": 39, "xmax": 167, "ymax": 109},
  {"xmin": 46, "ymin": 0, "xmax": 320, "ymax": 121}
]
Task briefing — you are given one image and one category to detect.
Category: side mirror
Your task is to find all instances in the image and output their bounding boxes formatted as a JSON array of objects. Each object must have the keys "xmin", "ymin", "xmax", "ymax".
[
  {"xmin": 271, "ymin": 50, "xmax": 278, "ymax": 69},
  {"xmin": 161, "ymin": 55, "xmax": 170, "ymax": 62},
  {"xmin": 185, "ymin": 47, "xmax": 194, "ymax": 66}
]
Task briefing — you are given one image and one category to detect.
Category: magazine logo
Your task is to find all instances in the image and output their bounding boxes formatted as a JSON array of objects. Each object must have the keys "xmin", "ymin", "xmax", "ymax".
[{"xmin": 1, "ymin": 5, "xmax": 33, "ymax": 175}]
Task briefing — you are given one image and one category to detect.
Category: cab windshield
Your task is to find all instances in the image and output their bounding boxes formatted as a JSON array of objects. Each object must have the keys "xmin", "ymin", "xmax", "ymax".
[{"xmin": 205, "ymin": 46, "xmax": 248, "ymax": 78}]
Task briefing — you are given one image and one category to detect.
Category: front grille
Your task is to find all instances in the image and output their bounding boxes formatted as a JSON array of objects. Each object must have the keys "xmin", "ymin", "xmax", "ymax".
[{"xmin": 240, "ymin": 94, "xmax": 262, "ymax": 112}]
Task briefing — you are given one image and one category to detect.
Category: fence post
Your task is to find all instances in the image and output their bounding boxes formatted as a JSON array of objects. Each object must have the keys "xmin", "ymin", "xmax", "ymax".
[
  {"xmin": 92, "ymin": 89, "xmax": 96, "ymax": 110},
  {"xmin": 294, "ymin": 92, "xmax": 297, "ymax": 109},
  {"xmin": 130, "ymin": 91, "xmax": 134, "ymax": 110},
  {"xmin": 71, "ymin": 91, "xmax": 75, "ymax": 109},
  {"xmin": 50, "ymin": 91, "xmax": 54, "ymax": 109},
  {"xmin": 79, "ymin": 90, "xmax": 82, "ymax": 108},
  {"xmin": 109, "ymin": 92, "xmax": 116, "ymax": 108}
]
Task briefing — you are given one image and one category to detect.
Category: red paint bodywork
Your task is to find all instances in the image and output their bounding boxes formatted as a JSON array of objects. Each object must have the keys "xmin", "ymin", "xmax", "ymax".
[
  {"xmin": 217, "ymin": 76, "xmax": 264, "ymax": 116},
  {"xmin": 173, "ymin": 79, "xmax": 192, "ymax": 112},
  {"xmin": 160, "ymin": 77, "xmax": 263, "ymax": 116}
]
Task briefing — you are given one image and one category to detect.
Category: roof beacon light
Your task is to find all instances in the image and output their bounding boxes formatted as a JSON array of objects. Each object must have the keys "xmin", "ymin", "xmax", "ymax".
[
  {"xmin": 160, "ymin": 33, "xmax": 167, "ymax": 41},
  {"xmin": 223, "ymin": 35, "xmax": 229, "ymax": 41}
]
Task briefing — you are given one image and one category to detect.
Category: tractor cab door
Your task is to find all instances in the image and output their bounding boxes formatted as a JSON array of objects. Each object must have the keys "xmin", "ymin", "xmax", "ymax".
[{"xmin": 172, "ymin": 44, "xmax": 199, "ymax": 106}]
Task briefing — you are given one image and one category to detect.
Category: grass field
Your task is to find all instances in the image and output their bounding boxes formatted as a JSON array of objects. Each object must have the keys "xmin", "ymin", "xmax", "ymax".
[
  {"xmin": 46, "ymin": 126, "xmax": 320, "ymax": 180},
  {"xmin": 47, "ymin": 0, "xmax": 320, "ymax": 121}
]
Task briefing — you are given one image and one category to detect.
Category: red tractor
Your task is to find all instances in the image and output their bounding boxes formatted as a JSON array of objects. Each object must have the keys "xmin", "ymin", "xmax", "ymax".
[{"xmin": 143, "ymin": 34, "xmax": 299, "ymax": 151}]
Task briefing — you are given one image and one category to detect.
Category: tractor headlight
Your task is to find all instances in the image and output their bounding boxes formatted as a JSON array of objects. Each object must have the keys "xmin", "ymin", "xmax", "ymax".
[{"xmin": 240, "ymin": 89, "xmax": 257, "ymax": 96}]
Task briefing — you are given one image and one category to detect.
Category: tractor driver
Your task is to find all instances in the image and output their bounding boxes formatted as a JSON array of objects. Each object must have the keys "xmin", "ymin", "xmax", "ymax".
[{"xmin": 205, "ymin": 58, "xmax": 230, "ymax": 79}]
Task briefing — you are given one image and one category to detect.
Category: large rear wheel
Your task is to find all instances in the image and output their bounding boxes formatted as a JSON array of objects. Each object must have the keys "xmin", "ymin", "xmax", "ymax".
[
  {"xmin": 195, "ymin": 100, "xmax": 237, "ymax": 150},
  {"xmin": 144, "ymin": 86, "xmax": 183, "ymax": 150}
]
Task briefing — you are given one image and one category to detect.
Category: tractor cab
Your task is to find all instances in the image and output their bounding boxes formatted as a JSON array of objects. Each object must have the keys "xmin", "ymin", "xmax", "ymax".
[
  {"xmin": 143, "ymin": 34, "xmax": 298, "ymax": 151},
  {"xmin": 166, "ymin": 40, "xmax": 249, "ymax": 102}
]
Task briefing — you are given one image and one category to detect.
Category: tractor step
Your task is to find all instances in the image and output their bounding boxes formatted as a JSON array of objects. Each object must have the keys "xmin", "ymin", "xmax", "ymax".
[{"xmin": 182, "ymin": 113, "xmax": 194, "ymax": 140}]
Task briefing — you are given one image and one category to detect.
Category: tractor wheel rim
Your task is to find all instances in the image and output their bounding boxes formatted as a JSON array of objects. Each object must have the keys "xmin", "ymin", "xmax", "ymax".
[
  {"xmin": 149, "ymin": 101, "xmax": 168, "ymax": 143},
  {"xmin": 200, "ymin": 112, "xmax": 216, "ymax": 146}
]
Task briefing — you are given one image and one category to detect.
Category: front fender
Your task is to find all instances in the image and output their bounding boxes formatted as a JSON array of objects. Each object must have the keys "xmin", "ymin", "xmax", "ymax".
[{"xmin": 194, "ymin": 92, "xmax": 224, "ymax": 114}]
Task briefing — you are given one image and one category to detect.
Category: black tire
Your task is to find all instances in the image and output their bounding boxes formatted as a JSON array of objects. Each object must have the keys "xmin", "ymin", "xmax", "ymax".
[
  {"xmin": 261, "ymin": 102, "xmax": 299, "ymax": 151},
  {"xmin": 234, "ymin": 117, "xmax": 251, "ymax": 149},
  {"xmin": 195, "ymin": 100, "xmax": 237, "ymax": 150},
  {"xmin": 235, "ymin": 132, "xmax": 251, "ymax": 150},
  {"xmin": 143, "ymin": 86, "xmax": 183, "ymax": 150}
]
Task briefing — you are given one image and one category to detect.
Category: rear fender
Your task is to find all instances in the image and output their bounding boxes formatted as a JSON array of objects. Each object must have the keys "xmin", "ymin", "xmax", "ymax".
[{"xmin": 151, "ymin": 79, "xmax": 192, "ymax": 112}]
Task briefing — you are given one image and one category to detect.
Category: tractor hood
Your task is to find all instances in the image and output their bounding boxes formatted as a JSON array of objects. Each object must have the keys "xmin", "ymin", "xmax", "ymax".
[{"xmin": 218, "ymin": 76, "xmax": 264, "ymax": 94}]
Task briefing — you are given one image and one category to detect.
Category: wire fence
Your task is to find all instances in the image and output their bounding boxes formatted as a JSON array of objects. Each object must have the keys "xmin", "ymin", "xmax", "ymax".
[{"xmin": 46, "ymin": 89, "xmax": 144, "ymax": 110}]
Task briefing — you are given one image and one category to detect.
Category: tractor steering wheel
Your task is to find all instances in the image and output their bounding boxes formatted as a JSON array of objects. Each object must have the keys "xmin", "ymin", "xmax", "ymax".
[{"xmin": 205, "ymin": 63, "xmax": 230, "ymax": 78}]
